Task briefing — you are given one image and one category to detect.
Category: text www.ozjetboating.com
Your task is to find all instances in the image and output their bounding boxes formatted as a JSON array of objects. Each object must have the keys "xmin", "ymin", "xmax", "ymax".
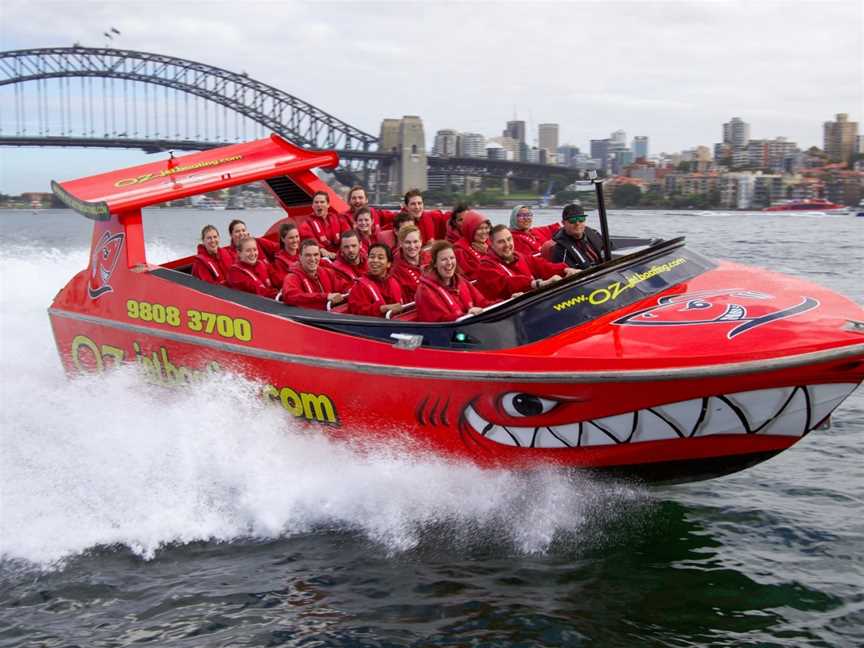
[{"xmin": 552, "ymin": 257, "xmax": 688, "ymax": 312}]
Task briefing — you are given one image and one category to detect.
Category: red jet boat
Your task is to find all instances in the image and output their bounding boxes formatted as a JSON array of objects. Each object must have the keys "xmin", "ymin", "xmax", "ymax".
[
  {"xmin": 762, "ymin": 198, "xmax": 845, "ymax": 213},
  {"xmin": 48, "ymin": 136, "xmax": 864, "ymax": 483}
]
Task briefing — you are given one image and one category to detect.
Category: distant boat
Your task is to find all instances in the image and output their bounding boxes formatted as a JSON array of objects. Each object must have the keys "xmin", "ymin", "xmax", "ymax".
[{"xmin": 762, "ymin": 198, "xmax": 845, "ymax": 214}]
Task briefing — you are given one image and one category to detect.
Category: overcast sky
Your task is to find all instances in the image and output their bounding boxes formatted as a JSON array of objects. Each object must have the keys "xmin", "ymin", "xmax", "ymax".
[{"xmin": 1, "ymin": 0, "xmax": 862, "ymax": 193}]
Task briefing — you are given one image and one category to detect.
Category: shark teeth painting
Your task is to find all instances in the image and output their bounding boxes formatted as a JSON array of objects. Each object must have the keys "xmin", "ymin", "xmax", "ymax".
[{"xmin": 461, "ymin": 384, "xmax": 858, "ymax": 449}]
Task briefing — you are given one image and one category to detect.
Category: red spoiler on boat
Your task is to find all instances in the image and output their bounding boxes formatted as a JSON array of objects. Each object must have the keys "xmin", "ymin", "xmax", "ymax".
[{"xmin": 51, "ymin": 135, "xmax": 339, "ymax": 220}]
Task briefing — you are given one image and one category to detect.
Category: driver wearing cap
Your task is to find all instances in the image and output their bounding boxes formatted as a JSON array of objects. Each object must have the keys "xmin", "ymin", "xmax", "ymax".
[{"xmin": 550, "ymin": 204, "xmax": 607, "ymax": 269}]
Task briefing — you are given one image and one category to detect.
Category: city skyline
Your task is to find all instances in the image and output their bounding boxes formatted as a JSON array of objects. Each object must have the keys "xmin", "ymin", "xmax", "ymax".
[{"xmin": 1, "ymin": 0, "xmax": 862, "ymax": 193}]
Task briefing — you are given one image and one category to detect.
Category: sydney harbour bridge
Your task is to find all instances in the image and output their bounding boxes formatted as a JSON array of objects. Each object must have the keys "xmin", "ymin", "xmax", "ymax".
[{"xmin": 0, "ymin": 46, "xmax": 571, "ymax": 197}]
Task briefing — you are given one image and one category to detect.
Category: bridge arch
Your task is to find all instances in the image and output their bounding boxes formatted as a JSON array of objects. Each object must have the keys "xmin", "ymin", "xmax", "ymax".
[{"xmin": 0, "ymin": 46, "xmax": 377, "ymax": 152}]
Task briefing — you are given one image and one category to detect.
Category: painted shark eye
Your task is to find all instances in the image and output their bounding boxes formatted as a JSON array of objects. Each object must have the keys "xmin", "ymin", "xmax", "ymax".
[
  {"xmin": 685, "ymin": 300, "xmax": 711, "ymax": 310},
  {"xmin": 501, "ymin": 393, "xmax": 557, "ymax": 417}
]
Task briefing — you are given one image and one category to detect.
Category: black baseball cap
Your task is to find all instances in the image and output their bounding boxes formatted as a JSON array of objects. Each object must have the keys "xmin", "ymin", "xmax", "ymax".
[{"xmin": 562, "ymin": 204, "xmax": 587, "ymax": 222}]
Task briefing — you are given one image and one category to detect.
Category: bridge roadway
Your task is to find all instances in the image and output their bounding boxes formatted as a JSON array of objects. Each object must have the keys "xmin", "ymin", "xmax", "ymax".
[{"xmin": 0, "ymin": 136, "xmax": 574, "ymax": 182}]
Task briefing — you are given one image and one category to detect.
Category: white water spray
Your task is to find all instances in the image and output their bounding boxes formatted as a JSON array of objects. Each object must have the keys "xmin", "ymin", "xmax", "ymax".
[{"xmin": 0, "ymin": 243, "xmax": 649, "ymax": 569}]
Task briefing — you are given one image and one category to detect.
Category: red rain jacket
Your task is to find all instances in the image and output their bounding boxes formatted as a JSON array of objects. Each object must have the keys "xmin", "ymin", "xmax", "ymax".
[{"xmin": 415, "ymin": 274, "xmax": 490, "ymax": 322}]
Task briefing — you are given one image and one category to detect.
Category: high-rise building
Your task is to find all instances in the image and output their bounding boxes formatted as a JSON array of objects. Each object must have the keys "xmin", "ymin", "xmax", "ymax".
[
  {"xmin": 631, "ymin": 136, "xmax": 649, "ymax": 160},
  {"xmin": 489, "ymin": 136, "xmax": 519, "ymax": 160},
  {"xmin": 590, "ymin": 139, "xmax": 611, "ymax": 171},
  {"xmin": 504, "ymin": 120, "xmax": 526, "ymax": 143},
  {"xmin": 378, "ymin": 116, "xmax": 427, "ymax": 196},
  {"xmin": 610, "ymin": 130, "xmax": 627, "ymax": 146},
  {"xmin": 458, "ymin": 132, "xmax": 486, "ymax": 158},
  {"xmin": 538, "ymin": 123, "xmax": 559, "ymax": 162},
  {"xmin": 431, "ymin": 129, "xmax": 459, "ymax": 157},
  {"xmin": 723, "ymin": 117, "xmax": 750, "ymax": 148},
  {"xmin": 823, "ymin": 113, "xmax": 859, "ymax": 164},
  {"xmin": 557, "ymin": 144, "xmax": 581, "ymax": 167}
]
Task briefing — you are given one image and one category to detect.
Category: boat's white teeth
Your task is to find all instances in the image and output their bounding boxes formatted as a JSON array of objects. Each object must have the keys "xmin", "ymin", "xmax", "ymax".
[
  {"xmin": 484, "ymin": 425, "xmax": 518, "ymax": 446},
  {"xmin": 652, "ymin": 399, "xmax": 704, "ymax": 436},
  {"xmin": 581, "ymin": 423, "xmax": 618, "ymax": 446},
  {"xmin": 807, "ymin": 383, "xmax": 859, "ymax": 428},
  {"xmin": 465, "ymin": 383, "xmax": 860, "ymax": 449},
  {"xmin": 634, "ymin": 409, "xmax": 683, "ymax": 442},
  {"xmin": 534, "ymin": 428, "xmax": 571, "ymax": 448},
  {"xmin": 464, "ymin": 405, "xmax": 488, "ymax": 435},
  {"xmin": 727, "ymin": 387, "xmax": 793, "ymax": 432},
  {"xmin": 591, "ymin": 412, "xmax": 634, "ymax": 443},
  {"xmin": 759, "ymin": 387, "xmax": 808, "ymax": 437},
  {"xmin": 549, "ymin": 422, "xmax": 580, "ymax": 447}
]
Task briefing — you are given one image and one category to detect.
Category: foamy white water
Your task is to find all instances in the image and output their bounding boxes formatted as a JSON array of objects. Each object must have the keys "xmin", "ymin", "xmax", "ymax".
[{"xmin": 0, "ymin": 244, "xmax": 643, "ymax": 568}]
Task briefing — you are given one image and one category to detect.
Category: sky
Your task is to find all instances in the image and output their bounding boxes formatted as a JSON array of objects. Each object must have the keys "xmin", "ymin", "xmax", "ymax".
[{"xmin": 1, "ymin": 0, "xmax": 862, "ymax": 193}]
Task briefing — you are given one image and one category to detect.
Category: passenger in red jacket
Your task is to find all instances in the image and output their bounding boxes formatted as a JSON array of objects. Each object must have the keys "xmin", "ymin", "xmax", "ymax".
[
  {"xmin": 390, "ymin": 225, "xmax": 424, "ymax": 302},
  {"xmin": 415, "ymin": 241, "xmax": 491, "ymax": 322},
  {"xmin": 221, "ymin": 219, "xmax": 279, "ymax": 265},
  {"xmin": 446, "ymin": 204, "xmax": 470, "ymax": 243},
  {"xmin": 326, "ymin": 230, "xmax": 368, "ymax": 293},
  {"xmin": 453, "ymin": 211, "xmax": 492, "ymax": 281},
  {"xmin": 298, "ymin": 191, "xmax": 347, "ymax": 259},
  {"xmin": 509, "ymin": 204, "xmax": 562, "ymax": 257},
  {"xmin": 192, "ymin": 224, "xmax": 234, "ymax": 285},
  {"xmin": 227, "ymin": 237, "xmax": 278, "ymax": 298},
  {"xmin": 348, "ymin": 244, "xmax": 405, "ymax": 318},
  {"xmin": 268, "ymin": 221, "xmax": 301, "ymax": 288},
  {"xmin": 353, "ymin": 207, "xmax": 381, "ymax": 254},
  {"xmin": 281, "ymin": 240, "xmax": 345, "ymax": 310},
  {"xmin": 341, "ymin": 185, "xmax": 397, "ymax": 230},
  {"xmin": 477, "ymin": 225, "xmax": 578, "ymax": 301},
  {"xmin": 399, "ymin": 189, "xmax": 449, "ymax": 243}
]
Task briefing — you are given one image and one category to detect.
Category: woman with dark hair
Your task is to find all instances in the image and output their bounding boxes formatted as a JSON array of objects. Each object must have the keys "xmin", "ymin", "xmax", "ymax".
[
  {"xmin": 452, "ymin": 211, "xmax": 491, "ymax": 281},
  {"xmin": 226, "ymin": 236, "xmax": 278, "ymax": 298},
  {"xmin": 192, "ymin": 224, "xmax": 234, "ymax": 285},
  {"xmin": 348, "ymin": 244, "xmax": 404, "ymax": 318},
  {"xmin": 446, "ymin": 203, "xmax": 471, "ymax": 243},
  {"xmin": 222, "ymin": 218, "xmax": 279, "ymax": 264},
  {"xmin": 415, "ymin": 241, "xmax": 490, "ymax": 322},
  {"xmin": 268, "ymin": 221, "xmax": 301, "ymax": 288},
  {"xmin": 509, "ymin": 205, "xmax": 561, "ymax": 257}
]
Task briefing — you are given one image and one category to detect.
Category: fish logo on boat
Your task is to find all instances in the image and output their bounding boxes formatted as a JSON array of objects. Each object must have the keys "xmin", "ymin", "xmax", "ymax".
[
  {"xmin": 88, "ymin": 231, "xmax": 125, "ymax": 299},
  {"xmin": 612, "ymin": 289, "xmax": 819, "ymax": 339}
]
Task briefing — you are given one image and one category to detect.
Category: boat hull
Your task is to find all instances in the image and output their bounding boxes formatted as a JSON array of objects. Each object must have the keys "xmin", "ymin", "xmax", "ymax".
[{"xmin": 48, "ymin": 298, "xmax": 863, "ymax": 484}]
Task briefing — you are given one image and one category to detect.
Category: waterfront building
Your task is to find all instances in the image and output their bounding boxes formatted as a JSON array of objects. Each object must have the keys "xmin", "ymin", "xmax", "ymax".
[
  {"xmin": 723, "ymin": 117, "xmax": 750, "ymax": 148},
  {"xmin": 718, "ymin": 173, "xmax": 755, "ymax": 209},
  {"xmin": 823, "ymin": 113, "xmax": 859, "ymax": 164},
  {"xmin": 538, "ymin": 123, "xmax": 559, "ymax": 164},
  {"xmin": 590, "ymin": 139, "xmax": 611, "ymax": 171},
  {"xmin": 632, "ymin": 136, "xmax": 649, "ymax": 160},
  {"xmin": 752, "ymin": 173, "xmax": 785, "ymax": 208},
  {"xmin": 432, "ymin": 129, "xmax": 459, "ymax": 157},
  {"xmin": 458, "ymin": 132, "xmax": 486, "ymax": 158}
]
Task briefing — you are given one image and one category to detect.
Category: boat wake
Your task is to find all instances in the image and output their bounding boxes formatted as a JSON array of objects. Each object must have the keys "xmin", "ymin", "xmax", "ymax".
[{"xmin": 0, "ymin": 245, "xmax": 650, "ymax": 569}]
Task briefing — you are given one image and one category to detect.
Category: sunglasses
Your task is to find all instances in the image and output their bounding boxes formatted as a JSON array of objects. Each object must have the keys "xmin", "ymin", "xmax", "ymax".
[{"xmin": 566, "ymin": 217, "xmax": 587, "ymax": 223}]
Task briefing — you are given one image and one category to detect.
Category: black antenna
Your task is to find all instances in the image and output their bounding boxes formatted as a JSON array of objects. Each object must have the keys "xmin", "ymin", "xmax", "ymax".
[{"xmin": 589, "ymin": 170, "xmax": 613, "ymax": 262}]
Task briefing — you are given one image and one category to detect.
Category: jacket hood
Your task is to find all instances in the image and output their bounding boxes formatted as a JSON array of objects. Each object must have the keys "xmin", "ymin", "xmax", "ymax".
[{"xmin": 460, "ymin": 211, "xmax": 491, "ymax": 245}]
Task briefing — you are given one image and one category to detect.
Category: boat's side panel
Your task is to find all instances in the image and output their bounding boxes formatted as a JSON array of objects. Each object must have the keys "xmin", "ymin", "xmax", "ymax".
[{"xmin": 48, "ymin": 297, "xmax": 862, "ymax": 478}]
